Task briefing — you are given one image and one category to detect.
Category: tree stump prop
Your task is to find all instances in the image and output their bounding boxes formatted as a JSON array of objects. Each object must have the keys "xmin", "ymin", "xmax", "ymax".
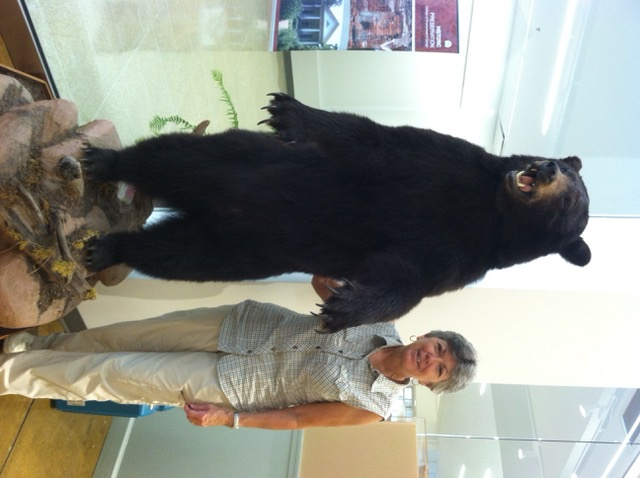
[{"xmin": 0, "ymin": 73, "xmax": 153, "ymax": 329}]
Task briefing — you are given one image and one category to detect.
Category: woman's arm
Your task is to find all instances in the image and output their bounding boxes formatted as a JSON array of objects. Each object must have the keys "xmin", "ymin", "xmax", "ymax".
[{"xmin": 184, "ymin": 401, "xmax": 382, "ymax": 429}]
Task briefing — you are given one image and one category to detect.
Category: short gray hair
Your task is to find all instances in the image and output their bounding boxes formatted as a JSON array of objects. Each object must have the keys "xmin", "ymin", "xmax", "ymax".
[{"xmin": 423, "ymin": 330, "xmax": 477, "ymax": 393}]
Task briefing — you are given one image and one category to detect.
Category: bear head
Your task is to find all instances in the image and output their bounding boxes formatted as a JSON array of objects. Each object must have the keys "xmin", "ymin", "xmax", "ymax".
[{"xmin": 499, "ymin": 155, "xmax": 591, "ymax": 267}]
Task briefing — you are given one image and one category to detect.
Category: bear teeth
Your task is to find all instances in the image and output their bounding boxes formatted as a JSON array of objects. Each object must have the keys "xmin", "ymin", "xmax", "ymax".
[{"xmin": 516, "ymin": 171, "xmax": 535, "ymax": 193}]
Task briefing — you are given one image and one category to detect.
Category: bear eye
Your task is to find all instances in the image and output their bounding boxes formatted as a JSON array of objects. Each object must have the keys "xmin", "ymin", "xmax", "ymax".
[
  {"xmin": 563, "ymin": 196, "xmax": 572, "ymax": 207},
  {"xmin": 560, "ymin": 166, "xmax": 568, "ymax": 173}
]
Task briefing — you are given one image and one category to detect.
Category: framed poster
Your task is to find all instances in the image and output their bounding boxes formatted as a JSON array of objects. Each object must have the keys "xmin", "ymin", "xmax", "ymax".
[
  {"xmin": 271, "ymin": 0, "xmax": 458, "ymax": 53},
  {"xmin": 415, "ymin": 0, "xmax": 460, "ymax": 52}
]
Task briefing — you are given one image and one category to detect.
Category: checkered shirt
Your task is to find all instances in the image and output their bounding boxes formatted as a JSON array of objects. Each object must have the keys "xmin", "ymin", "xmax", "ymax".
[{"xmin": 217, "ymin": 300, "xmax": 406, "ymax": 418}]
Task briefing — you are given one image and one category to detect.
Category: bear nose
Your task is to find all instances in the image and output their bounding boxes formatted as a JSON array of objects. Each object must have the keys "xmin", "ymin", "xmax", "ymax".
[{"xmin": 534, "ymin": 160, "xmax": 558, "ymax": 182}]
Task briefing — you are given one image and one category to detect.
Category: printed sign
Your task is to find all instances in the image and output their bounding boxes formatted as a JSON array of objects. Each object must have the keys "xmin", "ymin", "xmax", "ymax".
[
  {"xmin": 415, "ymin": 0, "xmax": 460, "ymax": 52},
  {"xmin": 271, "ymin": 0, "xmax": 459, "ymax": 53}
]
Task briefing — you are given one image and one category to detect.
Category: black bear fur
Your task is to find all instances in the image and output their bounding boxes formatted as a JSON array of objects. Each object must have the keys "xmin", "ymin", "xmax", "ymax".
[{"xmin": 84, "ymin": 93, "xmax": 591, "ymax": 332}]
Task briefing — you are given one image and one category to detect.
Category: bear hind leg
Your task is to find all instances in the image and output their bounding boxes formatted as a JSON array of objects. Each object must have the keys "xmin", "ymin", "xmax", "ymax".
[{"xmin": 85, "ymin": 214, "xmax": 285, "ymax": 282}]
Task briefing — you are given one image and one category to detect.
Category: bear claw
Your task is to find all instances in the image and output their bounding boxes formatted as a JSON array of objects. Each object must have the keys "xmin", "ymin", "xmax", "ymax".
[{"xmin": 84, "ymin": 236, "xmax": 118, "ymax": 272}]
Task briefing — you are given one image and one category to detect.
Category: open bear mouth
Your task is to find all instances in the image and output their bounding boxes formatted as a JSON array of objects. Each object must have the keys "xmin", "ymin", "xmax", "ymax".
[
  {"xmin": 516, "ymin": 170, "xmax": 536, "ymax": 194},
  {"xmin": 514, "ymin": 161, "xmax": 562, "ymax": 196}
]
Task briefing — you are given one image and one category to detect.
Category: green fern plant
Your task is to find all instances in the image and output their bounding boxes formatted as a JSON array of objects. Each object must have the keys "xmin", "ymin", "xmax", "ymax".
[
  {"xmin": 149, "ymin": 69, "xmax": 239, "ymax": 135},
  {"xmin": 211, "ymin": 70, "xmax": 239, "ymax": 128},
  {"xmin": 149, "ymin": 115, "xmax": 197, "ymax": 135}
]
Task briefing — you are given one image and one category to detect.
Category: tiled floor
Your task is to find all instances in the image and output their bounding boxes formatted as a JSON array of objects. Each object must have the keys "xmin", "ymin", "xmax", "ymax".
[{"xmin": 24, "ymin": 0, "xmax": 287, "ymax": 145}]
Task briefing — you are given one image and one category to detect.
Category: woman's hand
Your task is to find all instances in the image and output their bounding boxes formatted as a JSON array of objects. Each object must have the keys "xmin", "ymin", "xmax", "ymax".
[{"xmin": 184, "ymin": 402, "xmax": 233, "ymax": 427}]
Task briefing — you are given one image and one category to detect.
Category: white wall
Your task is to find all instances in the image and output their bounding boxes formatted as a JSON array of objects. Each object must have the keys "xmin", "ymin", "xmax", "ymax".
[
  {"xmin": 110, "ymin": 409, "xmax": 299, "ymax": 478},
  {"xmin": 290, "ymin": 0, "xmax": 517, "ymax": 150}
]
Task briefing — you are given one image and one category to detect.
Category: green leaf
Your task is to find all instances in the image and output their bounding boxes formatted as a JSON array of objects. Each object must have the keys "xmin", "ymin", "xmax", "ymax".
[{"xmin": 211, "ymin": 70, "xmax": 239, "ymax": 128}]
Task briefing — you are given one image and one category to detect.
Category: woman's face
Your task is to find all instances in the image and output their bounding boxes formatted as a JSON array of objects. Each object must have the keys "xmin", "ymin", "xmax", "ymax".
[{"xmin": 402, "ymin": 336, "xmax": 457, "ymax": 386}]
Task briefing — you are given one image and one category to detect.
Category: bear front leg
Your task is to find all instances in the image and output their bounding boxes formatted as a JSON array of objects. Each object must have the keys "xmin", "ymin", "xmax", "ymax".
[
  {"xmin": 261, "ymin": 93, "xmax": 321, "ymax": 143},
  {"xmin": 262, "ymin": 93, "xmax": 387, "ymax": 153},
  {"xmin": 319, "ymin": 278, "xmax": 423, "ymax": 332},
  {"xmin": 318, "ymin": 255, "xmax": 427, "ymax": 332}
]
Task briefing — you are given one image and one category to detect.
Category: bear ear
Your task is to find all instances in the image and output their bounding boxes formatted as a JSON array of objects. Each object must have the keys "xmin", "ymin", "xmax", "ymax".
[
  {"xmin": 563, "ymin": 156, "xmax": 583, "ymax": 172},
  {"xmin": 559, "ymin": 238, "xmax": 591, "ymax": 266}
]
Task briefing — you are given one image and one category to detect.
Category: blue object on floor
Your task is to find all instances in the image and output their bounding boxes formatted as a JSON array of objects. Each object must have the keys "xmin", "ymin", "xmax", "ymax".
[{"xmin": 51, "ymin": 399, "xmax": 173, "ymax": 417}]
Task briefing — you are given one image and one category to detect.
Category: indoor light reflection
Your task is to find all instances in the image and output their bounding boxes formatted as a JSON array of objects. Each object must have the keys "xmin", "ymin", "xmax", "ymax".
[
  {"xmin": 601, "ymin": 413, "xmax": 640, "ymax": 477},
  {"xmin": 541, "ymin": 0, "xmax": 579, "ymax": 135}
]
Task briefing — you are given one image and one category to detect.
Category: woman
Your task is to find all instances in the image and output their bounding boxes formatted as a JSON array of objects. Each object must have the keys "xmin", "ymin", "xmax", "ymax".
[{"xmin": 1, "ymin": 277, "xmax": 477, "ymax": 429}]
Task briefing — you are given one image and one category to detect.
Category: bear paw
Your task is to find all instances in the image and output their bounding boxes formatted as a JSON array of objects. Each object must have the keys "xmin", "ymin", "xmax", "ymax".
[
  {"xmin": 83, "ymin": 146, "xmax": 119, "ymax": 183},
  {"xmin": 84, "ymin": 235, "xmax": 120, "ymax": 272},
  {"xmin": 259, "ymin": 93, "xmax": 312, "ymax": 143},
  {"xmin": 318, "ymin": 280, "xmax": 375, "ymax": 332}
]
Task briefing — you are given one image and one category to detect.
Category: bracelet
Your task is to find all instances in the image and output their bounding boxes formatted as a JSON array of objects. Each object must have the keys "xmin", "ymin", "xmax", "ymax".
[{"xmin": 232, "ymin": 411, "xmax": 240, "ymax": 429}]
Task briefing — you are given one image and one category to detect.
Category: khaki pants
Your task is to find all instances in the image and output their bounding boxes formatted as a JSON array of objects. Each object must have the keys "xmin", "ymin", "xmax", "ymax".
[{"xmin": 0, "ymin": 306, "xmax": 235, "ymax": 407}]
